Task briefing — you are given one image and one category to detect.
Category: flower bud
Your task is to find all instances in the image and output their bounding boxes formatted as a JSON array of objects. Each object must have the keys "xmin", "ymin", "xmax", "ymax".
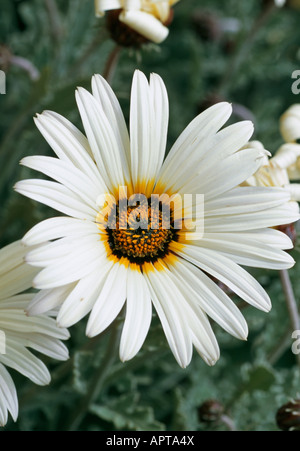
[
  {"xmin": 106, "ymin": 9, "xmax": 149, "ymax": 47},
  {"xmin": 198, "ymin": 400, "xmax": 225, "ymax": 423},
  {"xmin": 276, "ymin": 399, "xmax": 300, "ymax": 431},
  {"xmin": 276, "ymin": 224, "xmax": 297, "ymax": 247},
  {"xmin": 0, "ymin": 45, "xmax": 11, "ymax": 72},
  {"xmin": 96, "ymin": 0, "xmax": 179, "ymax": 46},
  {"xmin": 280, "ymin": 105, "xmax": 300, "ymax": 143}
]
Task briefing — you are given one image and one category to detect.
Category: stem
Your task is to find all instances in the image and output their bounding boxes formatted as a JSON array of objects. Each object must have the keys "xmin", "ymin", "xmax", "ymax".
[
  {"xmin": 65, "ymin": 324, "xmax": 120, "ymax": 431},
  {"xmin": 220, "ymin": 414, "xmax": 237, "ymax": 432},
  {"xmin": 279, "ymin": 269, "xmax": 300, "ymax": 368},
  {"xmin": 45, "ymin": 0, "xmax": 64, "ymax": 46},
  {"xmin": 102, "ymin": 45, "xmax": 122, "ymax": 84},
  {"xmin": 268, "ymin": 329, "xmax": 292, "ymax": 366}
]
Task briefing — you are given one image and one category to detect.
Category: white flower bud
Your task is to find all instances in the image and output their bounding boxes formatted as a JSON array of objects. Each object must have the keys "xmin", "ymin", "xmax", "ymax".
[
  {"xmin": 95, "ymin": 0, "xmax": 179, "ymax": 45},
  {"xmin": 280, "ymin": 105, "xmax": 300, "ymax": 143}
]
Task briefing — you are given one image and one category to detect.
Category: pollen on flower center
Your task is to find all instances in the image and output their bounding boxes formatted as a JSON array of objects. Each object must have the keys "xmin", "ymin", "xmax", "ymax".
[{"xmin": 105, "ymin": 200, "xmax": 178, "ymax": 264}]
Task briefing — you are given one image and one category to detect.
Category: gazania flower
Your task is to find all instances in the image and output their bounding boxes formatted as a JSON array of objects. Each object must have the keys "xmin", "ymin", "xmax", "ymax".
[
  {"xmin": 95, "ymin": 0, "xmax": 180, "ymax": 45},
  {"xmin": 0, "ymin": 240, "xmax": 69, "ymax": 426},
  {"xmin": 15, "ymin": 71, "xmax": 299, "ymax": 368}
]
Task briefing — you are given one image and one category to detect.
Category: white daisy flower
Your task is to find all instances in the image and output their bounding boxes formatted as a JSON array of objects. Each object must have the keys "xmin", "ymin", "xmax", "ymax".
[
  {"xmin": 0, "ymin": 240, "xmax": 69, "ymax": 426},
  {"xmin": 95, "ymin": 0, "xmax": 180, "ymax": 44},
  {"xmin": 15, "ymin": 71, "xmax": 299, "ymax": 368}
]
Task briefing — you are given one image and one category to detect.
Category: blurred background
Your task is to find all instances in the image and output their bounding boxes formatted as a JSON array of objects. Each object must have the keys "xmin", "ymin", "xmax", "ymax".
[{"xmin": 0, "ymin": 0, "xmax": 300, "ymax": 431}]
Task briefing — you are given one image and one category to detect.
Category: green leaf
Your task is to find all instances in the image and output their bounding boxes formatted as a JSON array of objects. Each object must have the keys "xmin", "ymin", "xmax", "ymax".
[
  {"xmin": 90, "ymin": 394, "xmax": 165, "ymax": 431},
  {"xmin": 72, "ymin": 350, "xmax": 96, "ymax": 395},
  {"xmin": 231, "ymin": 364, "xmax": 276, "ymax": 404}
]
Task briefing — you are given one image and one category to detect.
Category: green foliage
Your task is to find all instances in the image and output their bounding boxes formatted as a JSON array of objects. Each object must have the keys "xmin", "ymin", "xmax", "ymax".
[
  {"xmin": 90, "ymin": 394, "xmax": 165, "ymax": 431},
  {"xmin": 0, "ymin": 0, "xmax": 300, "ymax": 432}
]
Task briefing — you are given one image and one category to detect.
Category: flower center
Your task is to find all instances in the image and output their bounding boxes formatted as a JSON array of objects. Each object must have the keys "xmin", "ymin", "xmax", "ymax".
[{"xmin": 106, "ymin": 200, "xmax": 178, "ymax": 264}]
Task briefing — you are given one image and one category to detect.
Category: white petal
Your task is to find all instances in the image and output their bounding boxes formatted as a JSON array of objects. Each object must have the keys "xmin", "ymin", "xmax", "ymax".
[
  {"xmin": 130, "ymin": 71, "xmax": 152, "ymax": 193},
  {"xmin": 0, "ymin": 264, "xmax": 37, "ymax": 300},
  {"xmin": 86, "ymin": 263, "xmax": 127, "ymax": 337},
  {"xmin": 149, "ymin": 73, "xmax": 169, "ymax": 177},
  {"xmin": 120, "ymin": 268, "xmax": 152, "ymax": 361},
  {"xmin": 165, "ymin": 268, "xmax": 221, "ymax": 365},
  {"xmin": 171, "ymin": 243, "xmax": 272, "ymax": 312},
  {"xmin": 170, "ymin": 259, "xmax": 249, "ymax": 339},
  {"xmin": 92, "ymin": 74, "xmax": 130, "ymax": 164},
  {"xmin": 27, "ymin": 285, "xmax": 74, "ymax": 316},
  {"xmin": 41, "ymin": 111, "xmax": 93, "ymax": 157},
  {"xmin": 178, "ymin": 148, "xmax": 265, "ymax": 199},
  {"xmin": 1, "ymin": 339, "xmax": 51, "ymax": 386},
  {"xmin": 205, "ymin": 186, "xmax": 291, "ymax": 215},
  {"xmin": 34, "ymin": 112, "xmax": 106, "ymax": 190},
  {"xmin": 15, "ymin": 179, "xmax": 97, "ymax": 220},
  {"xmin": 204, "ymin": 228, "xmax": 293, "ymax": 250},
  {"xmin": 33, "ymin": 241, "xmax": 106, "ymax": 289},
  {"xmin": 165, "ymin": 121, "xmax": 254, "ymax": 193},
  {"xmin": 120, "ymin": 10, "xmax": 169, "ymax": 44},
  {"xmin": 144, "ymin": 263, "xmax": 193, "ymax": 368},
  {"xmin": 158, "ymin": 102, "xmax": 232, "ymax": 188},
  {"xmin": 0, "ymin": 241, "xmax": 27, "ymax": 276},
  {"xmin": 0, "ymin": 364, "xmax": 18, "ymax": 426},
  {"xmin": 0, "ymin": 310, "xmax": 69, "ymax": 339},
  {"xmin": 76, "ymin": 87, "xmax": 130, "ymax": 191},
  {"xmin": 129, "ymin": 72, "xmax": 169, "ymax": 194},
  {"xmin": 22, "ymin": 217, "xmax": 99, "ymax": 246},
  {"xmin": 26, "ymin": 235, "xmax": 103, "ymax": 267},
  {"xmin": 24, "ymin": 335, "xmax": 69, "ymax": 361},
  {"xmin": 271, "ymin": 143, "xmax": 300, "ymax": 170},
  {"xmin": 123, "ymin": 0, "xmax": 142, "ymax": 10},
  {"xmin": 0, "ymin": 293, "xmax": 33, "ymax": 310},
  {"xmin": 286, "ymin": 183, "xmax": 300, "ymax": 202},
  {"xmin": 57, "ymin": 263, "xmax": 113, "ymax": 328},
  {"xmin": 95, "ymin": 0, "xmax": 122, "ymax": 16},
  {"xmin": 196, "ymin": 233, "xmax": 295, "ymax": 270},
  {"xmin": 204, "ymin": 203, "xmax": 300, "ymax": 232},
  {"xmin": 20, "ymin": 156, "xmax": 101, "ymax": 209}
]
